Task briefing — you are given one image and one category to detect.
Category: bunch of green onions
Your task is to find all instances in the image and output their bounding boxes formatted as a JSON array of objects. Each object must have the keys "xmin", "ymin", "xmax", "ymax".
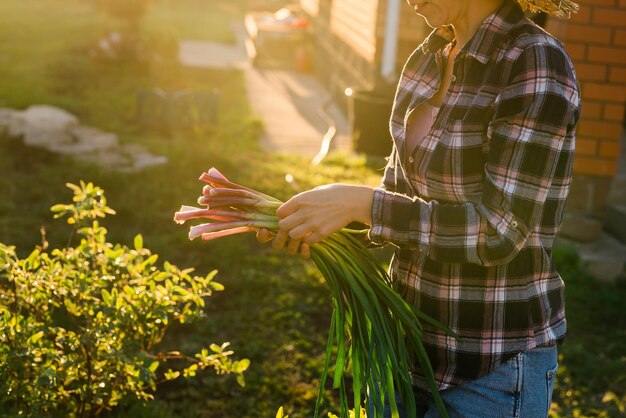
[{"xmin": 174, "ymin": 168, "xmax": 453, "ymax": 418}]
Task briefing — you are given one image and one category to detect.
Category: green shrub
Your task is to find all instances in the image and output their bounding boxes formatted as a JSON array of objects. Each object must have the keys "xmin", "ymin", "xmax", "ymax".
[{"xmin": 0, "ymin": 181, "xmax": 249, "ymax": 418}]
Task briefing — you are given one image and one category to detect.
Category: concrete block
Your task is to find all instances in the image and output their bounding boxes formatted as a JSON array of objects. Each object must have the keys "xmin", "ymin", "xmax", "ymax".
[
  {"xmin": 608, "ymin": 175, "xmax": 626, "ymax": 207},
  {"xmin": 571, "ymin": 233, "xmax": 626, "ymax": 283},
  {"xmin": 605, "ymin": 204, "xmax": 626, "ymax": 244},
  {"xmin": 558, "ymin": 212, "xmax": 604, "ymax": 242}
]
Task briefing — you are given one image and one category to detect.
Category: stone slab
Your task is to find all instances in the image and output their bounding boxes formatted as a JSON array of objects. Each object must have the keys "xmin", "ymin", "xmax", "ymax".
[
  {"xmin": 605, "ymin": 204, "xmax": 626, "ymax": 245},
  {"xmin": 607, "ymin": 175, "xmax": 626, "ymax": 207},
  {"xmin": 21, "ymin": 105, "xmax": 79, "ymax": 132},
  {"xmin": 559, "ymin": 233, "xmax": 626, "ymax": 283},
  {"xmin": 558, "ymin": 213, "xmax": 604, "ymax": 243},
  {"xmin": 71, "ymin": 125, "xmax": 119, "ymax": 150}
]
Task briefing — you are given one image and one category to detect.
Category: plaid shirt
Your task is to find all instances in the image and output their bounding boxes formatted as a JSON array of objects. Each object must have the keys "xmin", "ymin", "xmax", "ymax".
[{"xmin": 368, "ymin": 1, "xmax": 580, "ymax": 390}]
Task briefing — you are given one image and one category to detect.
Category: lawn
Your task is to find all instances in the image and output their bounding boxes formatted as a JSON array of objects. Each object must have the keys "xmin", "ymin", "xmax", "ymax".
[{"xmin": 0, "ymin": 0, "xmax": 624, "ymax": 417}]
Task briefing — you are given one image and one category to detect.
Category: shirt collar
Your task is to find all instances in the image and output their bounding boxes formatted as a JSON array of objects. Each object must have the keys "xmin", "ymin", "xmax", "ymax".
[{"xmin": 421, "ymin": 1, "xmax": 526, "ymax": 64}]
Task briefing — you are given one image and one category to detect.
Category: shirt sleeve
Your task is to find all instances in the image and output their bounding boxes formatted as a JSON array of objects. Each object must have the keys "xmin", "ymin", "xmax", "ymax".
[
  {"xmin": 379, "ymin": 146, "xmax": 413, "ymax": 194},
  {"xmin": 379, "ymin": 148, "xmax": 396, "ymax": 191},
  {"xmin": 368, "ymin": 41, "xmax": 581, "ymax": 266}
]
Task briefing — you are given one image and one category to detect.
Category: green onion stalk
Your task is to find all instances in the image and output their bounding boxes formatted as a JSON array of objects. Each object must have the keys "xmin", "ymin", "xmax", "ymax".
[{"xmin": 174, "ymin": 168, "xmax": 455, "ymax": 418}]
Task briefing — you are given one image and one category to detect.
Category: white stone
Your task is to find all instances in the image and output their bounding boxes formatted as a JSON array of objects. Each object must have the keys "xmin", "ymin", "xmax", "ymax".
[
  {"xmin": 132, "ymin": 153, "xmax": 168, "ymax": 170},
  {"xmin": 2, "ymin": 105, "xmax": 166, "ymax": 172},
  {"xmin": 0, "ymin": 108, "xmax": 26, "ymax": 138},
  {"xmin": 71, "ymin": 125, "xmax": 119, "ymax": 150},
  {"xmin": 47, "ymin": 142, "xmax": 102, "ymax": 155},
  {"xmin": 21, "ymin": 105, "xmax": 79, "ymax": 132},
  {"xmin": 119, "ymin": 143, "xmax": 168, "ymax": 171},
  {"xmin": 0, "ymin": 108, "xmax": 17, "ymax": 136},
  {"xmin": 0, "ymin": 108, "xmax": 17, "ymax": 126},
  {"xmin": 23, "ymin": 126, "xmax": 74, "ymax": 147},
  {"xmin": 76, "ymin": 150, "xmax": 133, "ymax": 169},
  {"xmin": 16, "ymin": 105, "xmax": 79, "ymax": 147},
  {"xmin": 121, "ymin": 143, "xmax": 149, "ymax": 155}
]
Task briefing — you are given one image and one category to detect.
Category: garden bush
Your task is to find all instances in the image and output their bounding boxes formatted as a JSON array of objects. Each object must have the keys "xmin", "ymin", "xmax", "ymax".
[{"xmin": 0, "ymin": 181, "xmax": 249, "ymax": 418}]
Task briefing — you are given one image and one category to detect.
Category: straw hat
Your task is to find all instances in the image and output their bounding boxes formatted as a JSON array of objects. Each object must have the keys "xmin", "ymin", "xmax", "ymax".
[{"xmin": 515, "ymin": 0, "xmax": 579, "ymax": 17}]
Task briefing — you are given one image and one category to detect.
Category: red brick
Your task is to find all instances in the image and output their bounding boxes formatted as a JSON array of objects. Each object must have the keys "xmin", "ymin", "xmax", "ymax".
[
  {"xmin": 562, "ymin": 24, "xmax": 612, "ymax": 44},
  {"xmin": 574, "ymin": 63, "xmax": 608, "ymax": 81},
  {"xmin": 588, "ymin": 46, "xmax": 626, "ymax": 65},
  {"xmin": 574, "ymin": 157, "xmax": 618, "ymax": 176},
  {"xmin": 576, "ymin": 138, "xmax": 598, "ymax": 155},
  {"xmin": 577, "ymin": 118, "xmax": 625, "ymax": 139},
  {"xmin": 565, "ymin": 42, "xmax": 587, "ymax": 60},
  {"xmin": 581, "ymin": 101, "xmax": 604, "ymax": 118},
  {"xmin": 545, "ymin": 20, "xmax": 567, "ymax": 38},
  {"xmin": 593, "ymin": 8, "xmax": 626, "ymax": 27},
  {"xmin": 581, "ymin": 82, "xmax": 626, "ymax": 102},
  {"xmin": 615, "ymin": 29, "xmax": 626, "ymax": 46},
  {"xmin": 609, "ymin": 66, "xmax": 626, "ymax": 83},
  {"xmin": 599, "ymin": 141, "xmax": 623, "ymax": 158},
  {"xmin": 604, "ymin": 103, "xmax": 626, "ymax": 121},
  {"xmin": 570, "ymin": 5, "xmax": 592, "ymax": 24}
]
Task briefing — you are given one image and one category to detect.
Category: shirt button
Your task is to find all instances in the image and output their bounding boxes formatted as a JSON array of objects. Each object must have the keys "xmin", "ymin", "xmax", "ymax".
[
  {"xmin": 409, "ymin": 156, "xmax": 415, "ymax": 163},
  {"xmin": 511, "ymin": 220, "xmax": 519, "ymax": 228},
  {"xmin": 451, "ymin": 74, "xmax": 457, "ymax": 82}
]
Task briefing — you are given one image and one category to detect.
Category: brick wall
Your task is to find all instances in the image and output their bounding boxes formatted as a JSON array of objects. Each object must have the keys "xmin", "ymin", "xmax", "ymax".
[
  {"xmin": 546, "ymin": 0, "xmax": 626, "ymax": 215},
  {"xmin": 301, "ymin": 1, "xmax": 626, "ymax": 217}
]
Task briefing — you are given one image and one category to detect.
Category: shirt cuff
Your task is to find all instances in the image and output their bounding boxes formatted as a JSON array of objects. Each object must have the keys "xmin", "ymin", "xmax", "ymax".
[
  {"xmin": 368, "ymin": 187, "xmax": 428, "ymax": 247},
  {"xmin": 368, "ymin": 188, "xmax": 387, "ymax": 246}
]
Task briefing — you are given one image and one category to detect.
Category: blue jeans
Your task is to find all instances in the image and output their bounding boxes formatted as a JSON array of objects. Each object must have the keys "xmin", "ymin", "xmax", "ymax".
[{"xmin": 368, "ymin": 345, "xmax": 558, "ymax": 418}]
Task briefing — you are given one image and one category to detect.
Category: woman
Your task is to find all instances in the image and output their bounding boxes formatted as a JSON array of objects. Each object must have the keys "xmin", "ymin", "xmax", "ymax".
[{"xmin": 258, "ymin": 0, "xmax": 581, "ymax": 416}]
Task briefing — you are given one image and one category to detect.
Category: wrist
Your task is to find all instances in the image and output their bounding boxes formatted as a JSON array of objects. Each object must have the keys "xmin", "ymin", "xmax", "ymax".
[{"xmin": 349, "ymin": 185, "xmax": 374, "ymax": 226}]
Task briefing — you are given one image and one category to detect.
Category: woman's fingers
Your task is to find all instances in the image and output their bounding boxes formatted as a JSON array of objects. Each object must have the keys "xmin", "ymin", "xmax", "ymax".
[
  {"xmin": 272, "ymin": 229, "xmax": 290, "ymax": 250},
  {"xmin": 260, "ymin": 227, "xmax": 311, "ymax": 260},
  {"xmin": 286, "ymin": 237, "xmax": 301, "ymax": 256},
  {"xmin": 256, "ymin": 228, "xmax": 274, "ymax": 243},
  {"xmin": 300, "ymin": 242, "xmax": 311, "ymax": 259}
]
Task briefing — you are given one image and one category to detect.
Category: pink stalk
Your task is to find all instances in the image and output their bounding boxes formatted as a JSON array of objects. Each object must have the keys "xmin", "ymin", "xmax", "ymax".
[
  {"xmin": 201, "ymin": 226, "xmax": 256, "ymax": 241},
  {"xmin": 202, "ymin": 186, "xmax": 263, "ymax": 199},
  {"xmin": 174, "ymin": 206, "xmax": 247, "ymax": 224},
  {"xmin": 199, "ymin": 168, "xmax": 281, "ymax": 203},
  {"xmin": 198, "ymin": 171, "xmax": 255, "ymax": 193},
  {"xmin": 206, "ymin": 167, "xmax": 229, "ymax": 182},
  {"xmin": 189, "ymin": 220, "xmax": 278, "ymax": 240},
  {"xmin": 197, "ymin": 196, "xmax": 260, "ymax": 208}
]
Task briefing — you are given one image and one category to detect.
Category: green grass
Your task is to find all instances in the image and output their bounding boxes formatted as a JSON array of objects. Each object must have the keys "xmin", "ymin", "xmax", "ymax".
[
  {"xmin": 0, "ymin": 0, "xmax": 624, "ymax": 417},
  {"xmin": 550, "ymin": 246, "xmax": 626, "ymax": 418},
  {"xmin": 145, "ymin": 0, "xmax": 245, "ymax": 43},
  {"xmin": 0, "ymin": 1, "xmax": 378, "ymax": 417}
]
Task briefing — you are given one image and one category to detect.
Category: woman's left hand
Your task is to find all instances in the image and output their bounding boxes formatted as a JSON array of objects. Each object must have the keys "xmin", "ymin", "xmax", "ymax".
[{"xmin": 271, "ymin": 184, "xmax": 374, "ymax": 255}]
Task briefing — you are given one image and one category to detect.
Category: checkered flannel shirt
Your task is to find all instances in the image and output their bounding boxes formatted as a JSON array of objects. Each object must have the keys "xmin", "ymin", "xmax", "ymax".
[{"xmin": 368, "ymin": 1, "xmax": 581, "ymax": 390}]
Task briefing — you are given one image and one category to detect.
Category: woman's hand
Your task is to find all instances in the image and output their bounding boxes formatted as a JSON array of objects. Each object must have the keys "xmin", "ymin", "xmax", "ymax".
[
  {"xmin": 270, "ymin": 184, "xmax": 374, "ymax": 256},
  {"xmin": 256, "ymin": 228, "xmax": 311, "ymax": 259}
]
